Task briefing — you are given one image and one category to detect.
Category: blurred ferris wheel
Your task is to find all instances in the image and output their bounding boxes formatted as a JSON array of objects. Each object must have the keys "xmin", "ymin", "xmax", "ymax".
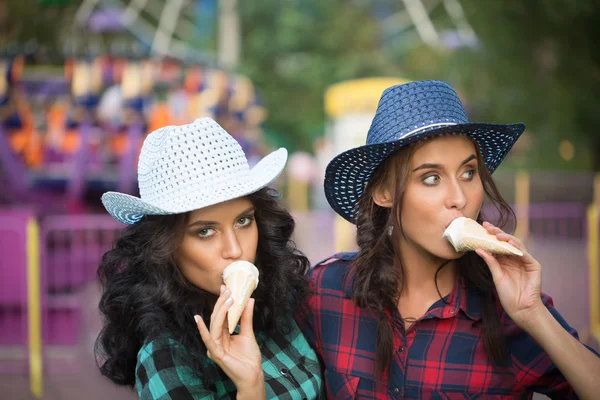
[
  {"xmin": 69, "ymin": 0, "xmax": 474, "ymax": 62},
  {"xmin": 70, "ymin": 0, "xmax": 239, "ymax": 67},
  {"xmin": 381, "ymin": 0, "xmax": 478, "ymax": 53}
]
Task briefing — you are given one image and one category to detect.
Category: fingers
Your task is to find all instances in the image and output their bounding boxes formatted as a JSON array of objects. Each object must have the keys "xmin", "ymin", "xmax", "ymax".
[
  {"xmin": 238, "ymin": 298, "xmax": 256, "ymax": 338},
  {"xmin": 482, "ymin": 222, "xmax": 540, "ymax": 265},
  {"xmin": 496, "ymin": 233, "xmax": 524, "ymax": 251},
  {"xmin": 210, "ymin": 285, "xmax": 234, "ymax": 342},
  {"xmin": 482, "ymin": 221, "xmax": 503, "ymax": 234},
  {"xmin": 475, "ymin": 249, "xmax": 503, "ymax": 283},
  {"xmin": 195, "ymin": 315, "xmax": 221, "ymax": 360},
  {"xmin": 195, "ymin": 284, "xmax": 234, "ymax": 361},
  {"xmin": 482, "ymin": 221, "xmax": 525, "ymax": 249}
]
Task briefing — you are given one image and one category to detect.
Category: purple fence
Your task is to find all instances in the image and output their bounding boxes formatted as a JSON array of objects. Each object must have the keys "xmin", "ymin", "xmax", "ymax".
[
  {"xmin": 0, "ymin": 209, "xmax": 35, "ymax": 373},
  {"xmin": 41, "ymin": 215, "xmax": 124, "ymax": 345},
  {"xmin": 528, "ymin": 202, "xmax": 587, "ymax": 239},
  {"xmin": 1, "ymin": 211, "xmax": 124, "ymax": 352},
  {"xmin": 481, "ymin": 202, "xmax": 587, "ymax": 239}
]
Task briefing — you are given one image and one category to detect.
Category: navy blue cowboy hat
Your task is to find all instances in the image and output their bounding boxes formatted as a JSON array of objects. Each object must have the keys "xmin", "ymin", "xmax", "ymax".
[{"xmin": 324, "ymin": 80, "xmax": 525, "ymax": 223}]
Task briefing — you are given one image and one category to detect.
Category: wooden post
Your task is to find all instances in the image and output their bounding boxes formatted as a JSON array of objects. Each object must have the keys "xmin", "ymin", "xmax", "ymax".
[
  {"xmin": 334, "ymin": 215, "xmax": 356, "ymax": 253},
  {"xmin": 588, "ymin": 204, "xmax": 600, "ymax": 345},
  {"xmin": 590, "ymin": 172, "xmax": 600, "ymax": 344},
  {"xmin": 287, "ymin": 178, "xmax": 309, "ymax": 212},
  {"xmin": 514, "ymin": 171, "xmax": 530, "ymax": 242}
]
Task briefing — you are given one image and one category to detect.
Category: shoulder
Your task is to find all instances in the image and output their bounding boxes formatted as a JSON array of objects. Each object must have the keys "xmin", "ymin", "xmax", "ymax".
[
  {"xmin": 307, "ymin": 252, "xmax": 357, "ymax": 294},
  {"xmin": 136, "ymin": 336, "xmax": 220, "ymax": 399},
  {"xmin": 136, "ymin": 336, "xmax": 211, "ymax": 398},
  {"xmin": 136, "ymin": 336, "xmax": 198, "ymax": 386},
  {"xmin": 499, "ymin": 292, "xmax": 571, "ymax": 333},
  {"xmin": 536, "ymin": 292, "xmax": 577, "ymax": 336},
  {"xmin": 499, "ymin": 292, "xmax": 583, "ymax": 361},
  {"xmin": 137, "ymin": 335, "xmax": 191, "ymax": 364}
]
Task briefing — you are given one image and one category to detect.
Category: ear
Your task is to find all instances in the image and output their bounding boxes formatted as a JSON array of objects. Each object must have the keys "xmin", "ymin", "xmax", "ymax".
[{"xmin": 372, "ymin": 183, "xmax": 394, "ymax": 208}]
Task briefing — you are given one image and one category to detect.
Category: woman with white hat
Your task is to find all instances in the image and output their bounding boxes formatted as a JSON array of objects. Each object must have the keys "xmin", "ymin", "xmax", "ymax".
[
  {"xmin": 298, "ymin": 80, "xmax": 600, "ymax": 398},
  {"xmin": 96, "ymin": 118, "xmax": 322, "ymax": 399}
]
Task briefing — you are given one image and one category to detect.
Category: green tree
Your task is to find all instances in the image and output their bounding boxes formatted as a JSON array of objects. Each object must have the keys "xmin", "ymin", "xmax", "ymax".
[
  {"xmin": 240, "ymin": 0, "xmax": 600, "ymax": 170},
  {"xmin": 239, "ymin": 0, "xmax": 398, "ymax": 152},
  {"xmin": 1, "ymin": 0, "xmax": 78, "ymax": 54},
  {"xmin": 440, "ymin": 0, "xmax": 600, "ymax": 170}
]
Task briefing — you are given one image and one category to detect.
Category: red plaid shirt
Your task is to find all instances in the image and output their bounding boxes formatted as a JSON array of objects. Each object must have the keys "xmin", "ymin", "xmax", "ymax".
[{"xmin": 296, "ymin": 252, "xmax": 598, "ymax": 399}]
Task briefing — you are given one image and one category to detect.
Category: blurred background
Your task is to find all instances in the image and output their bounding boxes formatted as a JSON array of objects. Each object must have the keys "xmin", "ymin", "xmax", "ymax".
[{"xmin": 0, "ymin": 0, "xmax": 599, "ymax": 399}]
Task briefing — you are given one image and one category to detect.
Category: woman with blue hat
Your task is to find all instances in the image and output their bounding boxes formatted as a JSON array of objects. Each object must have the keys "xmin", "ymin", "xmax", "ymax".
[
  {"xmin": 96, "ymin": 118, "xmax": 323, "ymax": 399},
  {"xmin": 297, "ymin": 80, "xmax": 600, "ymax": 398}
]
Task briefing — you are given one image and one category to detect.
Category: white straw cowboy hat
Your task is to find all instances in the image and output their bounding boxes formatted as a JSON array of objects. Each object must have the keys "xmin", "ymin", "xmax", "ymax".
[{"xmin": 101, "ymin": 118, "xmax": 288, "ymax": 224}]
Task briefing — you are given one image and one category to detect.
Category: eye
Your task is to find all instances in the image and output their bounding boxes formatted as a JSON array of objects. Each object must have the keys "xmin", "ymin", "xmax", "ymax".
[
  {"xmin": 462, "ymin": 169, "xmax": 476, "ymax": 180},
  {"xmin": 196, "ymin": 227, "xmax": 216, "ymax": 238},
  {"xmin": 236, "ymin": 216, "xmax": 254, "ymax": 227},
  {"xmin": 423, "ymin": 175, "xmax": 440, "ymax": 186}
]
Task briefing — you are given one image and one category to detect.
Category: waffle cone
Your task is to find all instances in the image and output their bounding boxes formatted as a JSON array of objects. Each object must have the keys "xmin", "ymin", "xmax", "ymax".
[
  {"xmin": 443, "ymin": 217, "xmax": 523, "ymax": 256},
  {"xmin": 454, "ymin": 237, "xmax": 521, "ymax": 255},
  {"xmin": 222, "ymin": 261, "xmax": 259, "ymax": 334}
]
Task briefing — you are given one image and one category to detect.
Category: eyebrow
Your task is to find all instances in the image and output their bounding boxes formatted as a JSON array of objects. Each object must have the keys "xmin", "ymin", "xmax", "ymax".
[
  {"xmin": 412, "ymin": 154, "xmax": 477, "ymax": 172},
  {"xmin": 188, "ymin": 207, "xmax": 255, "ymax": 228}
]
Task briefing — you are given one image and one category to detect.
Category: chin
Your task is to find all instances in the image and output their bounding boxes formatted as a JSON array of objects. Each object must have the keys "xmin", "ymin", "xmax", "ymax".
[
  {"xmin": 433, "ymin": 244, "xmax": 465, "ymax": 261},
  {"xmin": 444, "ymin": 250, "xmax": 465, "ymax": 260}
]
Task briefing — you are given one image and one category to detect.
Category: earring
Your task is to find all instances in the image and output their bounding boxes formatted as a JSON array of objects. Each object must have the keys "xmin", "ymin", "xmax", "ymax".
[{"xmin": 388, "ymin": 225, "xmax": 393, "ymax": 236}]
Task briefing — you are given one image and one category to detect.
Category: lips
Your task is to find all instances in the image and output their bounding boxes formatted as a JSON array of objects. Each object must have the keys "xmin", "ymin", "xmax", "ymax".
[{"xmin": 445, "ymin": 215, "xmax": 465, "ymax": 229}]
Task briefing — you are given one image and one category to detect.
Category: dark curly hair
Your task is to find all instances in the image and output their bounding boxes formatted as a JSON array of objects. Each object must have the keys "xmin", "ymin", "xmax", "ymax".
[
  {"xmin": 94, "ymin": 187, "xmax": 311, "ymax": 388},
  {"xmin": 351, "ymin": 136, "xmax": 513, "ymax": 376}
]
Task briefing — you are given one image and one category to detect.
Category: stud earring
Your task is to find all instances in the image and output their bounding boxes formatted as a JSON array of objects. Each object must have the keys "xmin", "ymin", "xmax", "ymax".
[{"xmin": 388, "ymin": 225, "xmax": 393, "ymax": 236}]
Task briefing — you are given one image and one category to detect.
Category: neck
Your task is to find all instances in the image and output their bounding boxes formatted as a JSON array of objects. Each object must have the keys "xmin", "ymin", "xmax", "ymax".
[{"xmin": 397, "ymin": 236, "xmax": 457, "ymax": 298}]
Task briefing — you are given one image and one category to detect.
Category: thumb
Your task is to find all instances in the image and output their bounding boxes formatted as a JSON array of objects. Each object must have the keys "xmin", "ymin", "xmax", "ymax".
[
  {"xmin": 476, "ymin": 249, "xmax": 503, "ymax": 284},
  {"xmin": 238, "ymin": 298, "xmax": 256, "ymax": 339}
]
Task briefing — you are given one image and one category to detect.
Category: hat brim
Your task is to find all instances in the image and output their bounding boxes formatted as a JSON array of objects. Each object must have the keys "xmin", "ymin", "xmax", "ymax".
[
  {"xmin": 102, "ymin": 148, "xmax": 288, "ymax": 224},
  {"xmin": 324, "ymin": 122, "xmax": 525, "ymax": 224}
]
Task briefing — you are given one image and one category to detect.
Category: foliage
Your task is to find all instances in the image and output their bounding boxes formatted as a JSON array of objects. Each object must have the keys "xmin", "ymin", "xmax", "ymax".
[
  {"xmin": 239, "ymin": 0, "xmax": 398, "ymax": 152},
  {"xmin": 241, "ymin": 0, "xmax": 600, "ymax": 170},
  {"xmin": 436, "ymin": 0, "xmax": 600, "ymax": 170}
]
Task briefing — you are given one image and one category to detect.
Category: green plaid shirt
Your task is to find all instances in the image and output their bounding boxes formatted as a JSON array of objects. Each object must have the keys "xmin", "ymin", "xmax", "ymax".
[{"xmin": 136, "ymin": 319, "xmax": 323, "ymax": 399}]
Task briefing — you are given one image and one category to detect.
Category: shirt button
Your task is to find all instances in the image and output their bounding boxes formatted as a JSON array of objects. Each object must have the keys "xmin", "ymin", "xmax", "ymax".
[
  {"xmin": 280, "ymin": 368, "xmax": 289, "ymax": 375},
  {"xmin": 393, "ymin": 387, "xmax": 400, "ymax": 393},
  {"xmin": 399, "ymin": 346, "xmax": 405, "ymax": 352}
]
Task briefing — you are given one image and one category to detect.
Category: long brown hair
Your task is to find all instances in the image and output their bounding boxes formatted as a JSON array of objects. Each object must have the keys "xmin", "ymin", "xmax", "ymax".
[{"xmin": 352, "ymin": 135, "xmax": 513, "ymax": 377}]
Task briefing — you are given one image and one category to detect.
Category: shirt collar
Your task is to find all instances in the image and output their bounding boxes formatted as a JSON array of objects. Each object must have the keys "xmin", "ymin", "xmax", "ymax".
[
  {"xmin": 322, "ymin": 252, "xmax": 355, "ymax": 298},
  {"xmin": 446, "ymin": 275, "xmax": 481, "ymax": 320}
]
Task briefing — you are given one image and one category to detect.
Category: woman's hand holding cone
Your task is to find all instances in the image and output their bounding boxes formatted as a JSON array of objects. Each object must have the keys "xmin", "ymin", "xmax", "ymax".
[
  {"xmin": 195, "ymin": 285, "xmax": 265, "ymax": 398},
  {"xmin": 475, "ymin": 222, "xmax": 544, "ymax": 328}
]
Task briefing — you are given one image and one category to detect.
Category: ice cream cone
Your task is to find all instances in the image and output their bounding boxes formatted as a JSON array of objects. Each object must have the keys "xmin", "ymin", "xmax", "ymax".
[
  {"xmin": 443, "ymin": 217, "xmax": 523, "ymax": 256},
  {"xmin": 222, "ymin": 260, "xmax": 259, "ymax": 334}
]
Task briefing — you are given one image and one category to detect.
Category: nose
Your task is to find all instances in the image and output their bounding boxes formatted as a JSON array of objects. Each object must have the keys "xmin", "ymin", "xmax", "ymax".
[
  {"xmin": 444, "ymin": 178, "xmax": 467, "ymax": 210},
  {"xmin": 222, "ymin": 229, "xmax": 243, "ymax": 260}
]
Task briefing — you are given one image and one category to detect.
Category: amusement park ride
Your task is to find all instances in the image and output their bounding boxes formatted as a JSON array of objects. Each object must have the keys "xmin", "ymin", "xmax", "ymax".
[
  {"xmin": 0, "ymin": 3, "xmax": 266, "ymax": 365},
  {"xmin": 0, "ymin": 49, "xmax": 265, "ymax": 215}
]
